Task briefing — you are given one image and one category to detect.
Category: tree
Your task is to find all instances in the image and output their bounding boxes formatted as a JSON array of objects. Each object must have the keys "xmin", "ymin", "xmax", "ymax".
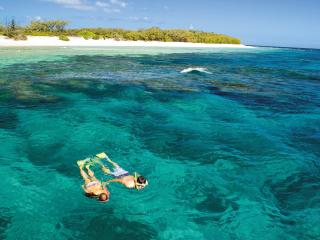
[
  {"xmin": 3, "ymin": 18, "xmax": 18, "ymax": 38},
  {"xmin": 27, "ymin": 21, "xmax": 49, "ymax": 32},
  {"xmin": 78, "ymin": 30, "xmax": 96, "ymax": 40},
  {"xmin": 0, "ymin": 23, "xmax": 4, "ymax": 33},
  {"xmin": 51, "ymin": 20, "xmax": 68, "ymax": 32},
  {"xmin": 26, "ymin": 20, "xmax": 69, "ymax": 32},
  {"xmin": 9, "ymin": 19, "xmax": 16, "ymax": 31}
]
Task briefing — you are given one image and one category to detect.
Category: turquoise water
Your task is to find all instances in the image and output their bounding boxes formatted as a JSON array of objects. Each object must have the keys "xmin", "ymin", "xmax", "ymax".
[{"xmin": 0, "ymin": 46, "xmax": 319, "ymax": 240}]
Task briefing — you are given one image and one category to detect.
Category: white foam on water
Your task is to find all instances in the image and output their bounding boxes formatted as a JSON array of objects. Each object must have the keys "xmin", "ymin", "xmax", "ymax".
[{"xmin": 180, "ymin": 67, "xmax": 212, "ymax": 74}]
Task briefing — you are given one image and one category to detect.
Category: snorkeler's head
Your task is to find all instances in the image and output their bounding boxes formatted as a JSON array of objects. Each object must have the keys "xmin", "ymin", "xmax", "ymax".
[
  {"xmin": 99, "ymin": 193, "xmax": 109, "ymax": 202},
  {"xmin": 137, "ymin": 176, "xmax": 147, "ymax": 184},
  {"xmin": 134, "ymin": 175, "xmax": 148, "ymax": 190}
]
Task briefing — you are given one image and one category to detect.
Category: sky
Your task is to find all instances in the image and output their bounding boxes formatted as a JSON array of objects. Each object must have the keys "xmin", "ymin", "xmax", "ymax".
[{"xmin": 0, "ymin": 0, "xmax": 319, "ymax": 48}]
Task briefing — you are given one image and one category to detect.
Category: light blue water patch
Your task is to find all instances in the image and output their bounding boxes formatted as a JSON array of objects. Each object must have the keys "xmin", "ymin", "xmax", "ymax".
[{"xmin": 0, "ymin": 46, "xmax": 319, "ymax": 240}]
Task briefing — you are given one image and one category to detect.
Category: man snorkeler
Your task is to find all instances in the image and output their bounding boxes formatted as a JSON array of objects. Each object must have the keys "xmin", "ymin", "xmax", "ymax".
[{"xmin": 94, "ymin": 152, "xmax": 148, "ymax": 190}]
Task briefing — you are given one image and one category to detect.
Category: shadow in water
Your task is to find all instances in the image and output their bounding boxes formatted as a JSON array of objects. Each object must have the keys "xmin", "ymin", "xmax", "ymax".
[
  {"xmin": 62, "ymin": 208, "xmax": 157, "ymax": 240},
  {"xmin": 0, "ymin": 208, "xmax": 12, "ymax": 239}
]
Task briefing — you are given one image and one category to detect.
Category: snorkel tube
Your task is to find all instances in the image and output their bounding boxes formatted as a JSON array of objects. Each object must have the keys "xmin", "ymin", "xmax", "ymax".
[{"xmin": 134, "ymin": 172, "xmax": 139, "ymax": 190}]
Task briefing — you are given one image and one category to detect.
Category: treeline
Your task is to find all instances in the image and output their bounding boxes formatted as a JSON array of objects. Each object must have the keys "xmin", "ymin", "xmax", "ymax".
[
  {"xmin": 0, "ymin": 19, "xmax": 241, "ymax": 44},
  {"xmin": 69, "ymin": 28, "xmax": 241, "ymax": 44},
  {"xmin": 0, "ymin": 19, "xmax": 28, "ymax": 40}
]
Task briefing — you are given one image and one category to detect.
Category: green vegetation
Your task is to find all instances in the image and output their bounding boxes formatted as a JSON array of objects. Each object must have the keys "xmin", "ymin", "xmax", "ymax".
[
  {"xmin": 0, "ymin": 19, "xmax": 241, "ymax": 44},
  {"xmin": 0, "ymin": 23, "xmax": 5, "ymax": 35},
  {"xmin": 4, "ymin": 19, "xmax": 18, "ymax": 38},
  {"xmin": 13, "ymin": 34, "xmax": 28, "ymax": 41},
  {"xmin": 77, "ymin": 30, "xmax": 96, "ymax": 40},
  {"xmin": 92, "ymin": 34, "xmax": 101, "ymax": 40},
  {"xmin": 24, "ymin": 20, "xmax": 68, "ymax": 35},
  {"xmin": 68, "ymin": 27, "xmax": 241, "ymax": 44},
  {"xmin": 1, "ymin": 19, "xmax": 28, "ymax": 41},
  {"xmin": 59, "ymin": 35, "xmax": 70, "ymax": 41}
]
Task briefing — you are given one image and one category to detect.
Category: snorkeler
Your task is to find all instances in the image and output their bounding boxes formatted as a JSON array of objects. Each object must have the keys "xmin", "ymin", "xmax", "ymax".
[
  {"xmin": 77, "ymin": 159, "xmax": 110, "ymax": 202},
  {"xmin": 94, "ymin": 152, "xmax": 148, "ymax": 190}
]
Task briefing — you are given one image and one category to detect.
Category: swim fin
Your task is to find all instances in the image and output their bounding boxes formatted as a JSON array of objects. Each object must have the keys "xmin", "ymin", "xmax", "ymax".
[{"xmin": 96, "ymin": 152, "xmax": 107, "ymax": 159}]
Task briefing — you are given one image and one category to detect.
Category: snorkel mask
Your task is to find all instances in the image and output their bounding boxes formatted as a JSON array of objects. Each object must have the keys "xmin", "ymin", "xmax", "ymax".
[{"xmin": 134, "ymin": 172, "xmax": 148, "ymax": 190}]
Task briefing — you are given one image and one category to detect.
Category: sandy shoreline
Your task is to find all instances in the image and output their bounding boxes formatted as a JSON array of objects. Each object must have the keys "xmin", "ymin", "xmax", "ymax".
[{"xmin": 0, "ymin": 36, "xmax": 252, "ymax": 48}]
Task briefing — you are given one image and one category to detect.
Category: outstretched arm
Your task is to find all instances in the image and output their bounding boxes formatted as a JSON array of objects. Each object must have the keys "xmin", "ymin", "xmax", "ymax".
[
  {"xmin": 105, "ymin": 179, "xmax": 123, "ymax": 184},
  {"xmin": 82, "ymin": 185, "xmax": 89, "ymax": 194},
  {"xmin": 101, "ymin": 182, "xmax": 108, "ymax": 190}
]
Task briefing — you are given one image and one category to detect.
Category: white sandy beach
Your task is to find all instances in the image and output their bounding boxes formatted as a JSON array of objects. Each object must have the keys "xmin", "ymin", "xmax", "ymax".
[{"xmin": 0, "ymin": 36, "xmax": 252, "ymax": 48}]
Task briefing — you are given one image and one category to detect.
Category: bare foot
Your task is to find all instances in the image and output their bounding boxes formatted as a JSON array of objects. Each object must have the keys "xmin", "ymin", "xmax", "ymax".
[
  {"xmin": 102, "ymin": 166, "xmax": 111, "ymax": 174},
  {"xmin": 96, "ymin": 152, "xmax": 107, "ymax": 159},
  {"xmin": 77, "ymin": 160, "xmax": 86, "ymax": 168}
]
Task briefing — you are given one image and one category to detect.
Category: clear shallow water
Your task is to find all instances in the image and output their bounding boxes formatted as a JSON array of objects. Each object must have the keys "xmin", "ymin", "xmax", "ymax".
[{"xmin": 0, "ymin": 46, "xmax": 320, "ymax": 240}]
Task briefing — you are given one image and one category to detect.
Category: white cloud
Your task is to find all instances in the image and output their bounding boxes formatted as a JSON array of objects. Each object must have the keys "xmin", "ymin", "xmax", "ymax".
[
  {"xmin": 96, "ymin": 1, "xmax": 110, "ymax": 7},
  {"xmin": 26, "ymin": 16, "xmax": 43, "ymax": 22},
  {"xmin": 44, "ymin": 0, "xmax": 95, "ymax": 10},
  {"xmin": 130, "ymin": 16, "xmax": 150, "ymax": 22},
  {"xmin": 103, "ymin": 8, "xmax": 120, "ymax": 13},
  {"xmin": 110, "ymin": 0, "xmax": 126, "ymax": 8},
  {"xmin": 42, "ymin": 0, "xmax": 126, "ymax": 12},
  {"xmin": 97, "ymin": 0, "xmax": 126, "ymax": 13}
]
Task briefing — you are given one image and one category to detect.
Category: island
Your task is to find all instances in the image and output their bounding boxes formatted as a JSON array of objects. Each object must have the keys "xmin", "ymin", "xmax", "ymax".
[{"xmin": 0, "ymin": 19, "xmax": 250, "ymax": 48}]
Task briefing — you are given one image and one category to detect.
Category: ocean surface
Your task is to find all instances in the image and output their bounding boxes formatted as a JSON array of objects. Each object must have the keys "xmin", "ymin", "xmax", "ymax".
[{"xmin": 0, "ymin": 46, "xmax": 319, "ymax": 240}]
